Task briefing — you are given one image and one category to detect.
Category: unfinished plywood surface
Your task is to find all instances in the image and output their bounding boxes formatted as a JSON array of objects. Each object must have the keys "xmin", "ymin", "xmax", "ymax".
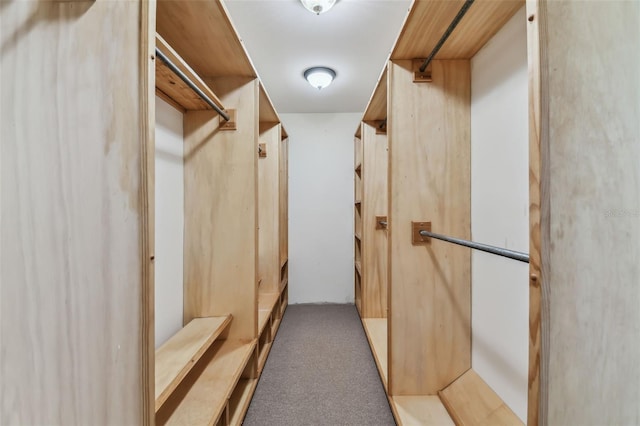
[
  {"xmin": 362, "ymin": 318, "xmax": 389, "ymax": 389},
  {"xmin": 258, "ymin": 123, "xmax": 281, "ymax": 293},
  {"xmin": 156, "ymin": 339, "xmax": 256, "ymax": 426},
  {"xmin": 540, "ymin": 1, "xmax": 640, "ymax": 424},
  {"xmin": 362, "ymin": 123, "xmax": 389, "ymax": 318},
  {"xmin": 1, "ymin": 1, "xmax": 147, "ymax": 424},
  {"xmin": 155, "ymin": 316, "xmax": 232, "ymax": 411},
  {"xmin": 392, "ymin": 0, "xmax": 523, "ymax": 60},
  {"xmin": 259, "ymin": 83, "xmax": 280, "ymax": 124},
  {"xmin": 183, "ymin": 77, "xmax": 259, "ymax": 341},
  {"xmin": 439, "ymin": 369, "xmax": 522, "ymax": 426},
  {"xmin": 157, "ymin": 0, "xmax": 255, "ymax": 78},
  {"xmin": 363, "ymin": 66, "xmax": 388, "ymax": 122},
  {"xmin": 155, "ymin": 34, "xmax": 226, "ymax": 111},
  {"xmin": 526, "ymin": 0, "xmax": 543, "ymax": 424},
  {"xmin": 392, "ymin": 396, "xmax": 454, "ymax": 426},
  {"xmin": 228, "ymin": 378, "xmax": 258, "ymax": 426},
  {"xmin": 279, "ymin": 136, "xmax": 289, "ymax": 267},
  {"xmin": 388, "ymin": 60, "xmax": 471, "ymax": 395}
]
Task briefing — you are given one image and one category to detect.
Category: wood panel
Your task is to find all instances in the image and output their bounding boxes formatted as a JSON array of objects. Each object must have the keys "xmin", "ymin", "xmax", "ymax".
[
  {"xmin": 391, "ymin": 396, "xmax": 454, "ymax": 426},
  {"xmin": 279, "ymin": 136, "xmax": 289, "ymax": 267},
  {"xmin": 228, "ymin": 378, "xmax": 259, "ymax": 425},
  {"xmin": 439, "ymin": 369, "xmax": 522, "ymax": 425},
  {"xmin": 0, "ymin": 1, "xmax": 147, "ymax": 424},
  {"xmin": 156, "ymin": 0, "xmax": 256, "ymax": 78},
  {"xmin": 539, "ymin": 1, "xmax": 640, "ymax": 424},
  {"xmin": 258, "ymin": 123, "xmax": 281, "ymax": 292},
  {"xmin": 259, "ymin": 83, "xmax": 280, "ymax": 124},
  {"xmin": 362, "ymin": 123, "xmax": 389, "ymax": 318},
  {"xmin": 155, "ymin": 316, "xmax": 232, "ymax": 411},
  {"xmin": 526, "ymin": 0, "xmax": 545, "ymax": 424},
  {"xmin": 362, "ymin": 318, "xmax": 389, "ymax": 389},
  {"xmin": 183, "ymin": 77, "xmax": 259, "ymax": 341},
  {"xmin": 155, "ymin": 339, "xmax": 256, "ymax": 426},
  {"xmin": 388, "ymin": 60, "xmax": 471, "ymax": 395},
  {"xmin": 142, "ymin": 1, "xmax": 157, "ymax": 423},
  {"xmin": 392, "ymin": 0, "xmax": 523, "ymax": 60},
  {"xmin": 363, "ymin": 67, "xmax": 388, "ymax": 122},
  {"xmin": 155, "ymin": 34, "xmax": 226, "ymax": 111}
]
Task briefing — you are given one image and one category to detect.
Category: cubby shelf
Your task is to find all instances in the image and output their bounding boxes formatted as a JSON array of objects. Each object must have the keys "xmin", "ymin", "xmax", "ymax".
[
  {"xmin": 156, "ymin": 339, "xmax": 256, "ymax": 426},
  {"xmin": 228, "ymin": 378, "xmax": 259, "ymax": 426},
  {"xmin": 155, "ymin": 316, "xmax": 232, "ymax": 412}
]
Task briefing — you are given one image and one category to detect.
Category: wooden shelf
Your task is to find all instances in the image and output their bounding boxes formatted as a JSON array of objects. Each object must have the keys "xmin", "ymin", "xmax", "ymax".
[
  {"xmin": 155, "ymin": 315, "xmax": 232, "ymax": 412},
  {"xmin": 156, "ymin": 339, "xmax": 256, "ymax": 426},
  {"xmin": 228, "ymin": 378, "xmax": 258, "ymax": 426},
  {"xmin": 391, "ymin": 396, "xmax": 454, "ymax": 426},
  {"xmin": 355, "ymin": 261, "xmax": 362, "ymax": 276},
  {"xmin": 258, "ymin": 341, "xmax": 272, "ymax": 372},
  {"xmin": 439, "ymin": 369, "xmax": 523, "ymax": 425},
  {"xmin": 157, "ymin": 0, "xmax": 256, "ymax": 79},
  {"xmin": 363, "ymin": 67, "xmax": 388, "ymax": 122},
  {"xmin": 355, "ymin": 232, "xmax": 362, "ymax": 241},
  {"xmin": 259, "ymin": 291, "xmax": 279, "ymax": 313},
  {"xmin": 355, "ymin": 163, "xmax": 362, "ymax": 176},
  {"xmin": 362, "ymin": 318, "xmax": 388, "ymax": 389},
  {"xmin": 259, "ymin": 82, "xmax": 281, "ymax": 124},
  {"xmin": 391, "ymin": 0, "xmax": 522, "ymax": 61},
  {"xmin": 155, "ymin": 34, "xmax": 226, "ymax": 112},
  {"xmin": 258, "ymin": 309, "xmax": 271, "ymax": 335}
]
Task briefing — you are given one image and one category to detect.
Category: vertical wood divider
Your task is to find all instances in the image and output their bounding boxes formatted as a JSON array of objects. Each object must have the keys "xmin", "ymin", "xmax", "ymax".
[
  {"xmin": 183, "ymin": 77, "xmax": 259, "ymax": 341},
  {"xmin": 388, "ymin": 59, "xmax": 471, "ymax": 395}
]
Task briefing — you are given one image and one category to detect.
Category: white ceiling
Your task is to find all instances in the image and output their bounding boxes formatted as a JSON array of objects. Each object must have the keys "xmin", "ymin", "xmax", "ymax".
[{"xmin": 224, "ymin": 0, "xmax": 412, "ymax": 114}]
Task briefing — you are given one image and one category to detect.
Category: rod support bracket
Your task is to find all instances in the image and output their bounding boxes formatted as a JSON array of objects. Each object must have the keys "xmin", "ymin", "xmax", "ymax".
[
  {"xmin": 412, "ymin": 221, "xmax": 431, "ymax": 245},
  {"xmin": 219, "ymin": 109, "xmax": 237, "ymax": 130},
  {"xmin": 258, "ymin": 143, "xmax": 267, "ymax": 158},
  {"xmin": 413, "ymin": 59, "xmax": 433, "ymax": 83},
  {"xmin": 376, "ymin": 216, "xmax": 388, "ymax": 230}
]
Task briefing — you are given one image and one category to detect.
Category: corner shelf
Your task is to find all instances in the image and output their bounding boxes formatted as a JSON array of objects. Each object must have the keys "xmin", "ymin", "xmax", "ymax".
[{"xmin": 155, "ymin": 315, "xmax": 232, "ymax": 412}]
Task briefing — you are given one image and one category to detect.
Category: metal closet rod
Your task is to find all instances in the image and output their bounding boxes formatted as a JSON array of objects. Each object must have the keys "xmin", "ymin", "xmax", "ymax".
[
  {"xmin": 419, "ymin": 229, "xmax": 529, "ymax": 263},
  {"xmin": 155, "ymin": 47, "xmax": 231, "ymax": 122},
  {"xmin": 419, "ymin": 0, "xmax": 476, "ymax": 73},
  {"xmin": 378, "ymin": 220, "xmax": 388, "ymax": 227}
]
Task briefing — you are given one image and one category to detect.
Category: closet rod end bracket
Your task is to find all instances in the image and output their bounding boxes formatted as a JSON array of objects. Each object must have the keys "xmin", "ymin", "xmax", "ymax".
[
  {"xmin": 219, "ymin": 109, "xmax": 237, "ymax": 131},
  {"xmin": 412, "ymin": 59, "xmax": 432, "ymax": 83},
  {"xmin": 412, "ymin": 221, "xmax": 432, "ymax": 245}
]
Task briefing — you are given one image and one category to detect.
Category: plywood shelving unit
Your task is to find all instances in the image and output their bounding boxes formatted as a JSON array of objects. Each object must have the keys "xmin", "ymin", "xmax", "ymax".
[
  {"xmin": 155, "ymin": 316, "xmax": 233, "ymax": 411},
  {"xmin": 355, "ymin": 0, "xmax": 527, "ymax": 424},
  {"xmin": 152, "ymin": 1, "xmax": 289, "ymax": 424}
]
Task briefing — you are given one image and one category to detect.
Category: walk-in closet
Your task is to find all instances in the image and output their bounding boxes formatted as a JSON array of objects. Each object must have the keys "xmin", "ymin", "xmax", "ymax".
[{"xmin": 2, "ymin": 0, "xmax": 638, "ymax": 425}]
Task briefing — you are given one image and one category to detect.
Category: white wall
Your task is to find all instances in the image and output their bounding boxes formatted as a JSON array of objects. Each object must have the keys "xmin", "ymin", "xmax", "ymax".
[
  {"xmin": 470, "ymin": 7, "xmax": 529, "ymax": 422},
  {"xmin": 155, "ymin": 97, "xmax": 184, "ymax": 347},
  {"xmin": 282, "ymin": 113, "xmax": 360, "ymax": 304}
]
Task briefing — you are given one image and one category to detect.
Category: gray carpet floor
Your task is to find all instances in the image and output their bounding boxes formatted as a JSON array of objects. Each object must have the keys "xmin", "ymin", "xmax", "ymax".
[{"xmin": 243, "ymin": 304, "xmax": 395, "ymax": 426}]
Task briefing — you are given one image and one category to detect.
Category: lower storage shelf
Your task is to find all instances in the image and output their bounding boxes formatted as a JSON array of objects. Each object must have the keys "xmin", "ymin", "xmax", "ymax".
[
  {"xmin": 391, "ymin": 396, "xmax": 454, "ymax": 426},
  {"xmin": 156, "ymin": 339, "xmax": 257, "ymax": 426},
  {"xmin": 361, "ymin": 318, "xmax": 388, "ymax": 390},
  {"xmin": 229, "ymin": 378, "xmax": 259, "ymax": 426}
]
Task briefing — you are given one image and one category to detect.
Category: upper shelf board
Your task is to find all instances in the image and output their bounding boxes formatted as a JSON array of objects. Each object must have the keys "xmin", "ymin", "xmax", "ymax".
[
  {"xmin": 391, "ymin": 0, "xmax": 524, "ymax": 61},
  {"xmin": 362, "ymin": 66, "xmax": 388, "ymax": 122},
  {"xmin": 155, "ymin": 34, "xmax": 227, "ymax": 112},
  {"xmin": 157, "ymin": 0, "xmax": 257, "ymax": 78}
]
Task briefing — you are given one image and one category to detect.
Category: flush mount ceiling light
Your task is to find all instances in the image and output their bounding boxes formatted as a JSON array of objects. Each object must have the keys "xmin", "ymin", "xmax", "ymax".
[
  {"xmin": 304, "ymin": 67, "xmax": 336, "ymax": 90},
  {"xmin": 300, "ymin": 0, "xmax": 337, "ymax": 15}
]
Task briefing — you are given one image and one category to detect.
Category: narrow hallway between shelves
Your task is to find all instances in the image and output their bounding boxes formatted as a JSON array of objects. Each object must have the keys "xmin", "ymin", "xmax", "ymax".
[{"xmin": 243, "ymin": 304, "xmax": 394, "ymax": 426}]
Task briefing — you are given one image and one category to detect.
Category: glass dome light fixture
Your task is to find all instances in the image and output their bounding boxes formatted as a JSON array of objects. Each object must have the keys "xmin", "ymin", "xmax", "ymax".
[
  {"xmin": 300, "ymin": 0, "xmax": 337, "ymax": 15},
  {"xmin": 304, "ymin": 67, "xmax": 336, "ymax": 90}
]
